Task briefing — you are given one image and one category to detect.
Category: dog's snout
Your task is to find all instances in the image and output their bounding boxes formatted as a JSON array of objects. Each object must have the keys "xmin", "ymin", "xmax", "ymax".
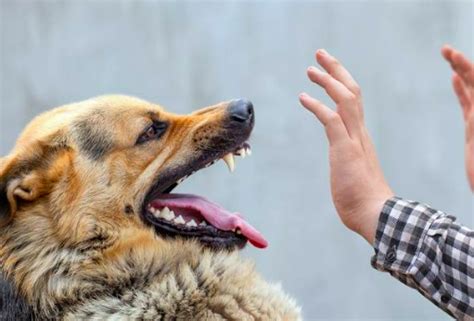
[{"xmin": 228, "ymin": 99, "xmax": 254, "ymax": 123}]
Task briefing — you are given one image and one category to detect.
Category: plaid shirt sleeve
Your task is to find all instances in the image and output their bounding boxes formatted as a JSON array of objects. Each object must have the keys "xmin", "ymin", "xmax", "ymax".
[{"xmin": 371, "ymin": 197, "xmax": 473, "ymax": 320}]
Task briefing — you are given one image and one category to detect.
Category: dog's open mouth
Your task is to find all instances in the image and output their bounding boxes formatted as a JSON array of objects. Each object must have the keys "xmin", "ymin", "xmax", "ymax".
[{"xmin": 142, "ymin": 143, "xmax": 268, "ymax": 250}]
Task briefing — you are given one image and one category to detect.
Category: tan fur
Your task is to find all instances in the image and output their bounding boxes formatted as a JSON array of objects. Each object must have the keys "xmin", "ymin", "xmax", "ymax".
[{"xmin": 0, "ymin": 95, "xmax": 301, "ymax": 320}]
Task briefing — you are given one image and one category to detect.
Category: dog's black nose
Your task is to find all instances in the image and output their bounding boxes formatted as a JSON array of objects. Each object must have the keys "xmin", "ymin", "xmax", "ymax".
[{"xmin": 228, "ymin": 99, "xmax": 254, "ymax": 123}]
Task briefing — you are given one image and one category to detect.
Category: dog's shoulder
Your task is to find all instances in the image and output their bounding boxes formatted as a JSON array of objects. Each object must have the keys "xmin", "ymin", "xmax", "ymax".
[{"xmin": 0, "ymin": 271, "xmax": 33, "ymax": 321}]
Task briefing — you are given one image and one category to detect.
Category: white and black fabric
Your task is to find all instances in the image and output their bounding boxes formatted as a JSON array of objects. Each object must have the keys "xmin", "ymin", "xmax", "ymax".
[{"xmin": 371, "ymin": 197, "xmax": 473, "ymax": 320}]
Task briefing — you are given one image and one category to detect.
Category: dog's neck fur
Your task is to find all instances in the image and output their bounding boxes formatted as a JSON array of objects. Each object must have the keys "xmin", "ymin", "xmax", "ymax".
[{"xmin": 0, "ymin": 208, "xmax": 301, "ymax": 320}]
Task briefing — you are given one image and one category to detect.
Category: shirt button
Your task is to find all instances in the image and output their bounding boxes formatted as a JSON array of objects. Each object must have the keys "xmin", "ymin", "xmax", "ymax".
[
  {"xmin": 441, "ymin": 294, "xmax": 450, "ymax": 303},
  {"xmin": 386, "ymin": 247, "xmax": 397, "ymax": 264}
]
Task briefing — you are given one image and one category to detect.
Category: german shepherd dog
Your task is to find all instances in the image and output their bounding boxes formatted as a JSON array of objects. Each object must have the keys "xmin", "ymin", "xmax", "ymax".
[{"xmin": 0, "ymin": 96, "xmax": 301, "ymax": 320}]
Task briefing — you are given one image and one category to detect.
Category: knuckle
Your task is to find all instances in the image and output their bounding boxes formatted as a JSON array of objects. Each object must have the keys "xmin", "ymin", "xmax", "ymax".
[
  {"xmin": 319, "ymin": 73, "xmax": 330, "ymax": 83},
  {"xmin": 329, "ymin": 56, "xmax": 340, "ymax": 67},
  {"xmin": 340, "ymin": 93, "xmax": 357, "ymax": 104},
  {"xmin": 326, "ymin": 113, "xmax": 342, "ymax": 126},
  {"xmin": 350, "ymin": 84, "xmax": 361, "ymax": 95}
]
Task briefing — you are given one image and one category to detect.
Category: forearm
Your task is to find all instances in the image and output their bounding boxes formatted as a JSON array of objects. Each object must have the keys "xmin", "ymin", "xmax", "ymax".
[{"xmin": 371, "ymin": 197, "xmax": 474, "ymax": 319}]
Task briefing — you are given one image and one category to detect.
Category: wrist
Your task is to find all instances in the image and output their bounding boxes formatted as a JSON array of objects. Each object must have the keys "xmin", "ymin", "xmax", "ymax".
[{"xmin": 355, "ymin": 196, "xmax": 392, "ymax": 245}]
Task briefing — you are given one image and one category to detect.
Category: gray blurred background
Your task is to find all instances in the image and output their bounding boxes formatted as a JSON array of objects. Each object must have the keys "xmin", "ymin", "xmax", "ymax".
[{"xmin": 1, "ymin": 0, "xmax": 473, "ymax": 320}]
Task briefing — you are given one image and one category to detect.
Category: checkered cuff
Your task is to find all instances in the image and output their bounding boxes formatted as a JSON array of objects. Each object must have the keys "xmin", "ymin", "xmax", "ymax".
[{"xmin": 371, "ymin": 197, "xmax": 474, "ymax": 320}]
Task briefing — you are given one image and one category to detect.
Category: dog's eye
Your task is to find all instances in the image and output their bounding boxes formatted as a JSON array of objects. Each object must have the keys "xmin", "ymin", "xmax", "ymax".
[{"xmin": 136, "ymin": 121, "xmax": 167, "ymax": 145}]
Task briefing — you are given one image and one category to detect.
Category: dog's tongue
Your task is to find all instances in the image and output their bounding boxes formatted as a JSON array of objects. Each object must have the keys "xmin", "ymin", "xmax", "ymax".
[{"xmin": 151, "ymin": 193, "xmax": 268, "ymax": 249}]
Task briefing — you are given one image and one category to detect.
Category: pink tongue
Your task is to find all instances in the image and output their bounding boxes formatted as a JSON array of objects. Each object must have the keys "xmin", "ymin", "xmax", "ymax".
[{"xmin": 150, "ymin": 194, "xmax": 268, "ymax": 249}]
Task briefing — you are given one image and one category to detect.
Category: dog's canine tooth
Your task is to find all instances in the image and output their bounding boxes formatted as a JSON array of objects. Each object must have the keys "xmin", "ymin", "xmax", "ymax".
[
  {"xmin": 236, "ymin": 228, "xmax": 242, "ymax": 235},
  {"xmin": 245, "ymin": 147, "xmax": 252, "ymax": 156},
  {"xmin": 174, "ymin": 215, "xmax": 185, "ymax": 225},
  {"xmin": 222, "ymin": 153, "xmax": 235, "ymax": 172},
  {"xmin": 199, "ymin": 221, "xmax": 207, "ymax": 226},
  {"xmin": 186, "ymin": 219, "xmax": 197, "ymax": 227}
]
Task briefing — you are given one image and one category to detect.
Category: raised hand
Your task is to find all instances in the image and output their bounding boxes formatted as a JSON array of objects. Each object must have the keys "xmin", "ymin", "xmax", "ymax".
[
  {"xmin": 441, "ymin": 45, "xmax": 474, "ymax": 191},
  {"xmin": 299, "ymin": 49, "xmax": 393, "ymax": 244}
]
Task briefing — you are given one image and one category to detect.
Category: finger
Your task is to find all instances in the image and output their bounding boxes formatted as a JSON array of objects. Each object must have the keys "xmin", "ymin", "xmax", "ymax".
[
  {"xmin": 307, "ymin": 66, "xmax": 355, "ymax": 104},
  {"xmin": 299, "ymin": 93, "xmax": 348, "ymax": 144},
  {"xmin": 315, "ymin": 49, "xmax": 364, "ymax": 121},
  {"xmin": 441, "ymin": 44, "xmax": 454, "ymax": 62},
  {"xmin": 442, "ymin": 45, "xmax": 474, "ymax": 85},
  {"xmin": 315, "ymin": 49, "xmax": 361, "ymax": 96},
  {"xmin": 307, "ymin": 66, "xmax": 361, "ymax": 138},
  {"xmin": 451, "ymin": 51, "xmax": 474, "ymax": 85},
  {"xmin": 442, "ymin": 45, "xmax": 464, "ymax": 75},
  {"xmin": 453, "ymin": 74, "xmax": 471, "ymax": 119}
]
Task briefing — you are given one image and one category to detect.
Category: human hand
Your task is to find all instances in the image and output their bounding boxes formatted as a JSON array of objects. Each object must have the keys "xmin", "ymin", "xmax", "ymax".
[
  {"xmin": 441, "ymin": 45, "xmax": 474, "ymax": 191},
  {"xmin": 299, "ymin": 49, "xmax": 393, "ymax": 245}
]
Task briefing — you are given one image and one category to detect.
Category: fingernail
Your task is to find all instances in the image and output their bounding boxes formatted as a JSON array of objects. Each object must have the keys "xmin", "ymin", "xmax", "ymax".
[
  {"xmin": 299, "ymin": 92, "xmax": 308, "ymax": 99},
  {"xmin": 319, "ymin": 49, "xmax": 329, "ymax": 56},
  {"xmin": 307, "ymin": 66, "xmax": 318, "ymax": 73}
]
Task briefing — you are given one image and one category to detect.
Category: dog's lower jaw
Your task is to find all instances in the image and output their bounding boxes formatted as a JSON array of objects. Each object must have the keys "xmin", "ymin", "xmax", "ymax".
[{"xmin": 62, "ymin": 242, "xmax": 301, "ymax": 321}]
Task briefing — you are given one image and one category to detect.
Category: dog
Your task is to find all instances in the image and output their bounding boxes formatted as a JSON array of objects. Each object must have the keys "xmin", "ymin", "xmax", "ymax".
[
  {"xmin": 0, "ymin": 273, "xmax": 33, "ymax": 320},
  {"xmin": 0, "ymin": 95, "xmax": 301, "ymax": 320}
]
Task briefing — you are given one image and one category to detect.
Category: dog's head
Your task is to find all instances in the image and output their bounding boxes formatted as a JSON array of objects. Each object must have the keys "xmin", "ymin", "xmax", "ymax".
[{"xmin": 0, "ymin": 95, "xmax": 267, "ymax": 255}]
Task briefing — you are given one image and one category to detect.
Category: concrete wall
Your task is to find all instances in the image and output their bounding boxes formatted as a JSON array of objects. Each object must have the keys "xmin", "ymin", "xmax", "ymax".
[{"xmin": 1, "ymin": 1, "xmax": 472, "ymax": 320}]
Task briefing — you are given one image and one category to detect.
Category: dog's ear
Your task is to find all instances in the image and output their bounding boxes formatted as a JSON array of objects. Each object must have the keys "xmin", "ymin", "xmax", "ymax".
[
  {"xmin": 0, "ymin": 156, "xmax": 44, "ymax": 227},
  {"xmin": 0, "ymin": 157, "xmax": 14, "ymax": 227},
  {"xmin": 0, "ymin": 176, "xmax": 11, "ymax": 227}
]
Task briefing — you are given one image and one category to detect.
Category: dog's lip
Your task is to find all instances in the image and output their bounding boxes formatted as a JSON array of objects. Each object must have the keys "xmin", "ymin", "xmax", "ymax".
[
  {"xmin": 143, "ymin": 209, "xmax": 248, "ymax": 250},
  {"xmin": 149, "ymin": 194, "xmax": 268, "ymax": 249}
]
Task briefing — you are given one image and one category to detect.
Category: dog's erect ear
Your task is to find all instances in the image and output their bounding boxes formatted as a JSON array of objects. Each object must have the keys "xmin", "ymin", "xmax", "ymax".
[{"xmin": 0, "ymin": 157, "xmax": 43, "ymax": 227}]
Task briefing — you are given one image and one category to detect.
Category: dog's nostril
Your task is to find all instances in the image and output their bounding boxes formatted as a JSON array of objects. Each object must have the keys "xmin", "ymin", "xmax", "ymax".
[{"xmin": 229, "ymin": 99, "xmax": 254, "ymax": 123}]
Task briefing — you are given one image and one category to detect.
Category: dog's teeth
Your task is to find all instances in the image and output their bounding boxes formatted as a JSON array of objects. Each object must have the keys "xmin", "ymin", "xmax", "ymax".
[
  {"xmin": 152, "ymin": 208, "xmax": 160, "ymax": 217},
  {"xmin": 245, "ymin": 147, "xmax": 252, "ymax": 156},
  {"xmin": 160, "ymin": 207, "xmax": 169, "ymax": 217},
  {"xmin": 238, "ymin": 148, "xmax": 246, "ymax": 158},
  {"xmin": 169, "ymin": 210, "xmax": 176, "ymax": 218},
  {"xmin": 174, "ymin": 215, "xmax": 185, "ymax": 225},
  {"xmin": 222, "ymin": 153, "xmax": 235, "ymax": 172},
  {"xmin": 199, "ymin": 221, "xmax": 207, "ymax": 226},
  {"xmin": 236, "ymin": 228, "xmax": 242, "ymax": 235},
  {"xmin": 177, "ymin": 177, "xmax": 184, "ymax": 184},
  {"xmin": 186, "ymin": 219, "xmax": 197, "ymax": 227},
  {"xmin": 161, "ymin": 207, "xmax": 175, "ymax": 221}
]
